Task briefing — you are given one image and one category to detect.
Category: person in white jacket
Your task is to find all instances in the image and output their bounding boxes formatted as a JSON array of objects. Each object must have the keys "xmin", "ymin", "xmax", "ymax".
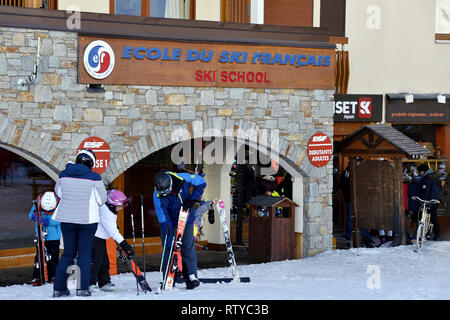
[{"xmin": 90, "ymin": 189, "xmax": 134, "ymax": 292}]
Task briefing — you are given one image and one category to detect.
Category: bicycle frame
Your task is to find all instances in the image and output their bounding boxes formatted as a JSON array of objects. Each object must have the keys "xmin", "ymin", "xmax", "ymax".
[{"xmin": 412, "ymin": 196, "xmax": 440, "ymax": 251}]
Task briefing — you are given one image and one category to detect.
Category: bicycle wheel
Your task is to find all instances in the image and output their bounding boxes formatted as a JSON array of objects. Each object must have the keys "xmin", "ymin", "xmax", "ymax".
[{"xmin": 416, "ymin": 223, "xmax": 425, "ymax": 251}]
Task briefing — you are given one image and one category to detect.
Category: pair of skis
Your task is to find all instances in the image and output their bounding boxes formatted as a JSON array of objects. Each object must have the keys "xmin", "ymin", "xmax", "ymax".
[
  {"xmin": 159, "ymin": 207, "xmax": 190, "ymax": 292},
  {"xmin": 118, "ymin": 194, "xmax": 151, "ymax": 293},
  {"xmin": 33, "ymin": 200, "xmax": 49, "ymax": 286},
  {"xmin": 158, "ymin": 199, "xmax": 247, "ymax": 292}
]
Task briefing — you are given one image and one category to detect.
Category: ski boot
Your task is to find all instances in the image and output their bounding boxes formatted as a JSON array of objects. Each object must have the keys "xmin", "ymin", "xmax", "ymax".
[
  {"xmin": 76, "ymin": 288, "xmax": 92, "ymax": 296},
  {"xmin": 52, "ymin": 289, "xmax": 70, "ymax": 298},
  {"xmin": 186, "ymin": 274, "xmax": 200, "ymax": 290}
]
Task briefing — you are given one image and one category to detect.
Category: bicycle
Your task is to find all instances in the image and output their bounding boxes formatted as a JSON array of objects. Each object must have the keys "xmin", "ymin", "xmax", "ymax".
[{"xmin": 411, "ymin": 196, "xmax": 440, "ymax": 251}]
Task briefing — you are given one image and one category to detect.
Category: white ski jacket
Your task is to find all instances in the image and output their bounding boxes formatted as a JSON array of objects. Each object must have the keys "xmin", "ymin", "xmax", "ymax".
[{"xmin": 95, "ymin": 204, "xmax": 124, "ymax": 243}]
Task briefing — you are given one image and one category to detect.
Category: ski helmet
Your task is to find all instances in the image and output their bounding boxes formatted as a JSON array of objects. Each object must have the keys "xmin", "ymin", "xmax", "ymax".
[
  {"xmin": 106, "ymin": 189, "xmax": 129, "ymax": 207},
  {"xmin": 40, "ymin": 191, "xmax": 58, "ymax": 212},
  {"xmin": 76, "ymin": 148, "xmax": 96, "ymax": 169},
  {"xmin": 154, "ymin": 171, "xmax": 172, "ymax": 197}
]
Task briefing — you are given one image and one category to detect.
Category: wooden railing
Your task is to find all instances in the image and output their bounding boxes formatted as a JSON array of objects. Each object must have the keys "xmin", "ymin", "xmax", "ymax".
[
  {"xmin": 0, "ymin": 0, "xmax": 42, "ymax": 8},
  {"xmin": 331, "ymin": 37, "xmax": 350, "ymax": 94}
]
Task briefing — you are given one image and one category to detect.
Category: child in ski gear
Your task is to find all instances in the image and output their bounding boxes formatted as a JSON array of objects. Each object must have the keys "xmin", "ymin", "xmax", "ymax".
[
  {"xmin": 29, "ymin": 191, "xmax": 61, "ymax": 285},
  {"xmin": 153, "ymin": 170, "xmax": 206, "ymax": 290},
  {"xmin": 90, "ymin": 189, "xmax": 133, "ymax": 292},
  {"xmin": 52, "ymin": 148, "xmax": 107, "ymax": 297}
]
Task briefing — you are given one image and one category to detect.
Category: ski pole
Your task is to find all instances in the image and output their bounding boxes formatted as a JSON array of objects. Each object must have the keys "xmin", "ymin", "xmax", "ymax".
[
  {"xmin": 156, "ymin": 231, "xmax": 168, "ymax": 294},
  {"xmin": 130, "ymin": 196, "xmax": 139, "ymax": 295},
  {"xmin": 140, "ymin": 194, "xmax": 146, "ymax": 284}
]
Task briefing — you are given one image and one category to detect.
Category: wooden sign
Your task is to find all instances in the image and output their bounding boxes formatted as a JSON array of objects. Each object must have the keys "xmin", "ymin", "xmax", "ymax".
[{"xmin": 78, "ymin": 36, "xmax": 335, "ymax": 89}]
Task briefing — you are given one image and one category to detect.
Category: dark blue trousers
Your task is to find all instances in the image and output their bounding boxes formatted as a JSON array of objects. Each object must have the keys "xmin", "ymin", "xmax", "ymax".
[
  {"xmin": 53, "ymin": 222, "xmax": 98, "ymax": 291},
  {"xmin": 161, "ymin": 222, "xmax": 198, "ymax": 280}
]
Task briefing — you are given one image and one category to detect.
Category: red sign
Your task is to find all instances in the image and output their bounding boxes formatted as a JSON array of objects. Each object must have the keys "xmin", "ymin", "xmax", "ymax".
[
  {"xmin": 77, "ymin": 137, "xmax": 110, "ymax": 175},
  {"xmin": 307, "ymin": 132, "xmax": 333, "ymax": 167},
  {"xmin": 358, "ymin": 97, "xmax": 372, "ymax": 119}
]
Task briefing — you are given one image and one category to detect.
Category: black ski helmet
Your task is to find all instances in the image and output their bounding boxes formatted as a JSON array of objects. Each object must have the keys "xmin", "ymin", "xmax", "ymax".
[
  {"xmin": 76, "ymin": 148, "xmax": 96, "ymax": 169},
  {"xmin": 154, "ymin": 171, "xmax": 172, "ymax": 197}
]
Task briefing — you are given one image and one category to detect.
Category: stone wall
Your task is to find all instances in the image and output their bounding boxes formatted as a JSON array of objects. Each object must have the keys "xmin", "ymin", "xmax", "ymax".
[{"xmin": 0, "ymin": 26, "xmax": 334, "ymax": 256}]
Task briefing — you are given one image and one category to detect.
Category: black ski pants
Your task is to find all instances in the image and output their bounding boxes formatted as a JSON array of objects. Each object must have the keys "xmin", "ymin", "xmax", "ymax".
[{"xmin": 90, "ymin": 237, "xmax": 111, "ymax": 287}]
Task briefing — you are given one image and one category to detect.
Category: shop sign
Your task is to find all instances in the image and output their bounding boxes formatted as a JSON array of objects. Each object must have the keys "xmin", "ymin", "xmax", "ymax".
[
  {"xmin": 78, "ymin": 36, "xmax": 335, "ymax": 89},
  {"xmin": 386, "ymin": 99, "xmax": 449, "ymax": 123},
  {"xmin": 334, "ymin": 94, "xmax": 383, "ymax": 122},
  {"xmin": 77, "ymin": 137, "xmax": 110, "ymax": 175},
  {"xmin": 307, "ymin": 132, "xmax": 333, "ymax": 167}
]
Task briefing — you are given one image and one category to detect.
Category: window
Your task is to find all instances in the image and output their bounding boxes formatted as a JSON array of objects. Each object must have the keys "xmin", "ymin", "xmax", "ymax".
[
  {"xmin": 320, "ymin": 0, "xmax": 346, "ymax": 37},
  {"xmin": 436, "ymin": 0, "xmax": 450, "ymax": 43},
  {"xmin": 110, "ymin": 0, "xmax": 195, "ymax": 19}
]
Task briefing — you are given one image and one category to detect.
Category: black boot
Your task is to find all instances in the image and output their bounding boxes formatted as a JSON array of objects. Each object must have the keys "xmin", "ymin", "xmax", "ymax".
[
  {"xmin": 186, "ymin": 275, "xmax": 200, "ymax": 290},
  {"xmin": 76, "ymin": 289, "xmax": 92, "ymax": 296},
  {"xmin": 52, "ymin": 289, "xmax": 70, "ymax": 298}
]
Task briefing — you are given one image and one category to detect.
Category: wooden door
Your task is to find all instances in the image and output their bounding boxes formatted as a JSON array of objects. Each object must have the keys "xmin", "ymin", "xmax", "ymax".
[{"xmin": 352, "ymin": 160, "xmax": 396, "ymax": 232}]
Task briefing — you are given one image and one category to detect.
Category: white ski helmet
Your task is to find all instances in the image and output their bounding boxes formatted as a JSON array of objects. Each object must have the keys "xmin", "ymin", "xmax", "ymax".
[{"xmin": 40, "ymin": 191, "xmax": 58, "ymax": 212}]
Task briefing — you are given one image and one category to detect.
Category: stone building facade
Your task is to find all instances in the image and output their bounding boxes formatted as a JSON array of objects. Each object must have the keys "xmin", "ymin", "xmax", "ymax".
[{"xmin": 0, "ymin": 24, "xmax": 334, "ymax": 257}]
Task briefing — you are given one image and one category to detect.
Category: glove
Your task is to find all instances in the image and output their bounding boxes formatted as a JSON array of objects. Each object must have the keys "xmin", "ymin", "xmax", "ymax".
[
  {"xmin": 119, "ymin": 240, "xmax": 134, "ymax": 258},
  {"xmin": 182, "ymin": 199, "xmax": 195, "ymax": 212},
  {"xmin": 208, "ymin": 209, "xmax": 215, "ymax": 224},
  {"xmin": 31, "ymin": 212, "xmax": 50, "ymax": 226}
]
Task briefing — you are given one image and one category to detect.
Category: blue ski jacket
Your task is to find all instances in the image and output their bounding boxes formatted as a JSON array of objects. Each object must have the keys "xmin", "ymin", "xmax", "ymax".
[
  {"xmin": 153, "ymin": 172, "xmax": 206, "ymax": 228},
  {"xmin": 28, "ymin": 203, "xmax": 61, "ymax": 241}
]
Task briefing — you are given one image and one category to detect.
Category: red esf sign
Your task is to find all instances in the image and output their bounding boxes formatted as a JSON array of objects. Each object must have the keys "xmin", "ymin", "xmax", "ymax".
[
  {"xmin": 334, "ymin": 94, "xmax": 383, "ymax": 122},
  {"xmin": 307, "ymin": 132, "xmax": 333, "ymax": 167},
  {"xmin": 78, "ymin": 137, "xmax": 110, "ymax": 175}
]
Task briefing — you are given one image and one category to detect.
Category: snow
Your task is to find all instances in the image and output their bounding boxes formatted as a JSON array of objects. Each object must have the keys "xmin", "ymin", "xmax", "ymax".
[{"xmin": 1, "ymin": 242, "xmax": 450, "ymax": 300}]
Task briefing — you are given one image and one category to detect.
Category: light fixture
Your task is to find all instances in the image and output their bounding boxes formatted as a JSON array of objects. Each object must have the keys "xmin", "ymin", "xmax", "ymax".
[
  {"xmin": 437, "ymin": 93, "xmax": 446, "ymax": 104},
  {"xmin": 405, "ymin": 93, "xmax": 414, "ymax": 104},
  {"xmin": 86, "ymin": 84, "xmax": 105, "ymax": 93}
]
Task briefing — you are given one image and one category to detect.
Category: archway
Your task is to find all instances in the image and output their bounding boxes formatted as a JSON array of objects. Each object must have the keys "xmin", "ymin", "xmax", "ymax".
[{"xmin": 0, "ymin": 146, "xmax": 55, "ymax": 254}]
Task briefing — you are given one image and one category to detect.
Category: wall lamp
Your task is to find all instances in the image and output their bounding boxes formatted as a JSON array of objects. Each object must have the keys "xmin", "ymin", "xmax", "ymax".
[{"xmin": 387, "ymin": 93, "xmax": 449, "ymax": 104}]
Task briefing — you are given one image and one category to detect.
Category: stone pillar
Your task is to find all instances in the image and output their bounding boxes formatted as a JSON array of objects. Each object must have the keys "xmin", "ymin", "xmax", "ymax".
[{"xmin": 292, "ymin": 176, "xmax": 304, "ymax": 258}]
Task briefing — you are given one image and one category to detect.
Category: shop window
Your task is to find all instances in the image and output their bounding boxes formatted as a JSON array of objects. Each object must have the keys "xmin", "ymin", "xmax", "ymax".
[
  {"xmin": 0, "ymin": 147, "xmax": 55, "ymax": 250},
  {"xmin": 110, "ymin": 0, "xmax": 195, "ymax": 19},
  {"xmin": 264, "ymin": 0, "xmax": 313, "ymax": 27},
  {"xmin": 435, "ymin": 0, "xmax": 450, "ymax": 43}
]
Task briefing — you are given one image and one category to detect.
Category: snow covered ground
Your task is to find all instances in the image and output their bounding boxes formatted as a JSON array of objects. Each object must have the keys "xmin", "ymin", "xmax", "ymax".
[{"xmin": 1, "ymin": 241, "xmax": 450, "ymax": 300}]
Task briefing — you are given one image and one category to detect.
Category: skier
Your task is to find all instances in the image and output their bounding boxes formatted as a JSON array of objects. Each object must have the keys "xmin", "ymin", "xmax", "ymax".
[
  {"xmin": 90, "ymin": 189, "xmax": 134, "ymax": 292},
  {"xmin": 51, "ymin": 148, "xmax": 107, "ymax": 297},
  {"xmin": 153, "ymin": 170, "xmax": 206, "ymax": 290},
  {"xmin": 29, "ymin": 191, "xmax": 61, "ymax": 285}
]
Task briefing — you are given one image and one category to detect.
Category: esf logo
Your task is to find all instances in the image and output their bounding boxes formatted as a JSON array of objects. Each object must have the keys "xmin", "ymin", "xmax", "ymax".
[
  {"xmin": 83, "ymin": 40, "xmax": 115, "ymax": 79},
  {"xmin": 334, "ymin": 97, "xmax": 373, "ymax": 119}
]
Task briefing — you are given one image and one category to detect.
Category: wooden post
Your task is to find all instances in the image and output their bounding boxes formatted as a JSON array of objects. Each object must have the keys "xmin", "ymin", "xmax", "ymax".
[
  {"xmin": 349, "ymin": 157, "xmax": 359, "ymax": 248},
  {"xmin": 394, "ymin": 157, "xmax": 406, "ymax": 245}
]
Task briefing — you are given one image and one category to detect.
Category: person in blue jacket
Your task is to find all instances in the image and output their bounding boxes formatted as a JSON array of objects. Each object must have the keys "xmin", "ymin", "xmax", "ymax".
[
  {"xmin": 29, "ymin": 191, "xmax": 61, "ymax": 286},
  {"xmin": 153, "ymin": 170, "xmax": 206, "ymax": 290}
]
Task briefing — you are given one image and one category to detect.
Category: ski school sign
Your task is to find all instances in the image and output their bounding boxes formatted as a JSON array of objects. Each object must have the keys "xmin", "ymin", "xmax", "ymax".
[{"xmin": 78, "ymin": 36, "xmax": 335, "ymax": 89}]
